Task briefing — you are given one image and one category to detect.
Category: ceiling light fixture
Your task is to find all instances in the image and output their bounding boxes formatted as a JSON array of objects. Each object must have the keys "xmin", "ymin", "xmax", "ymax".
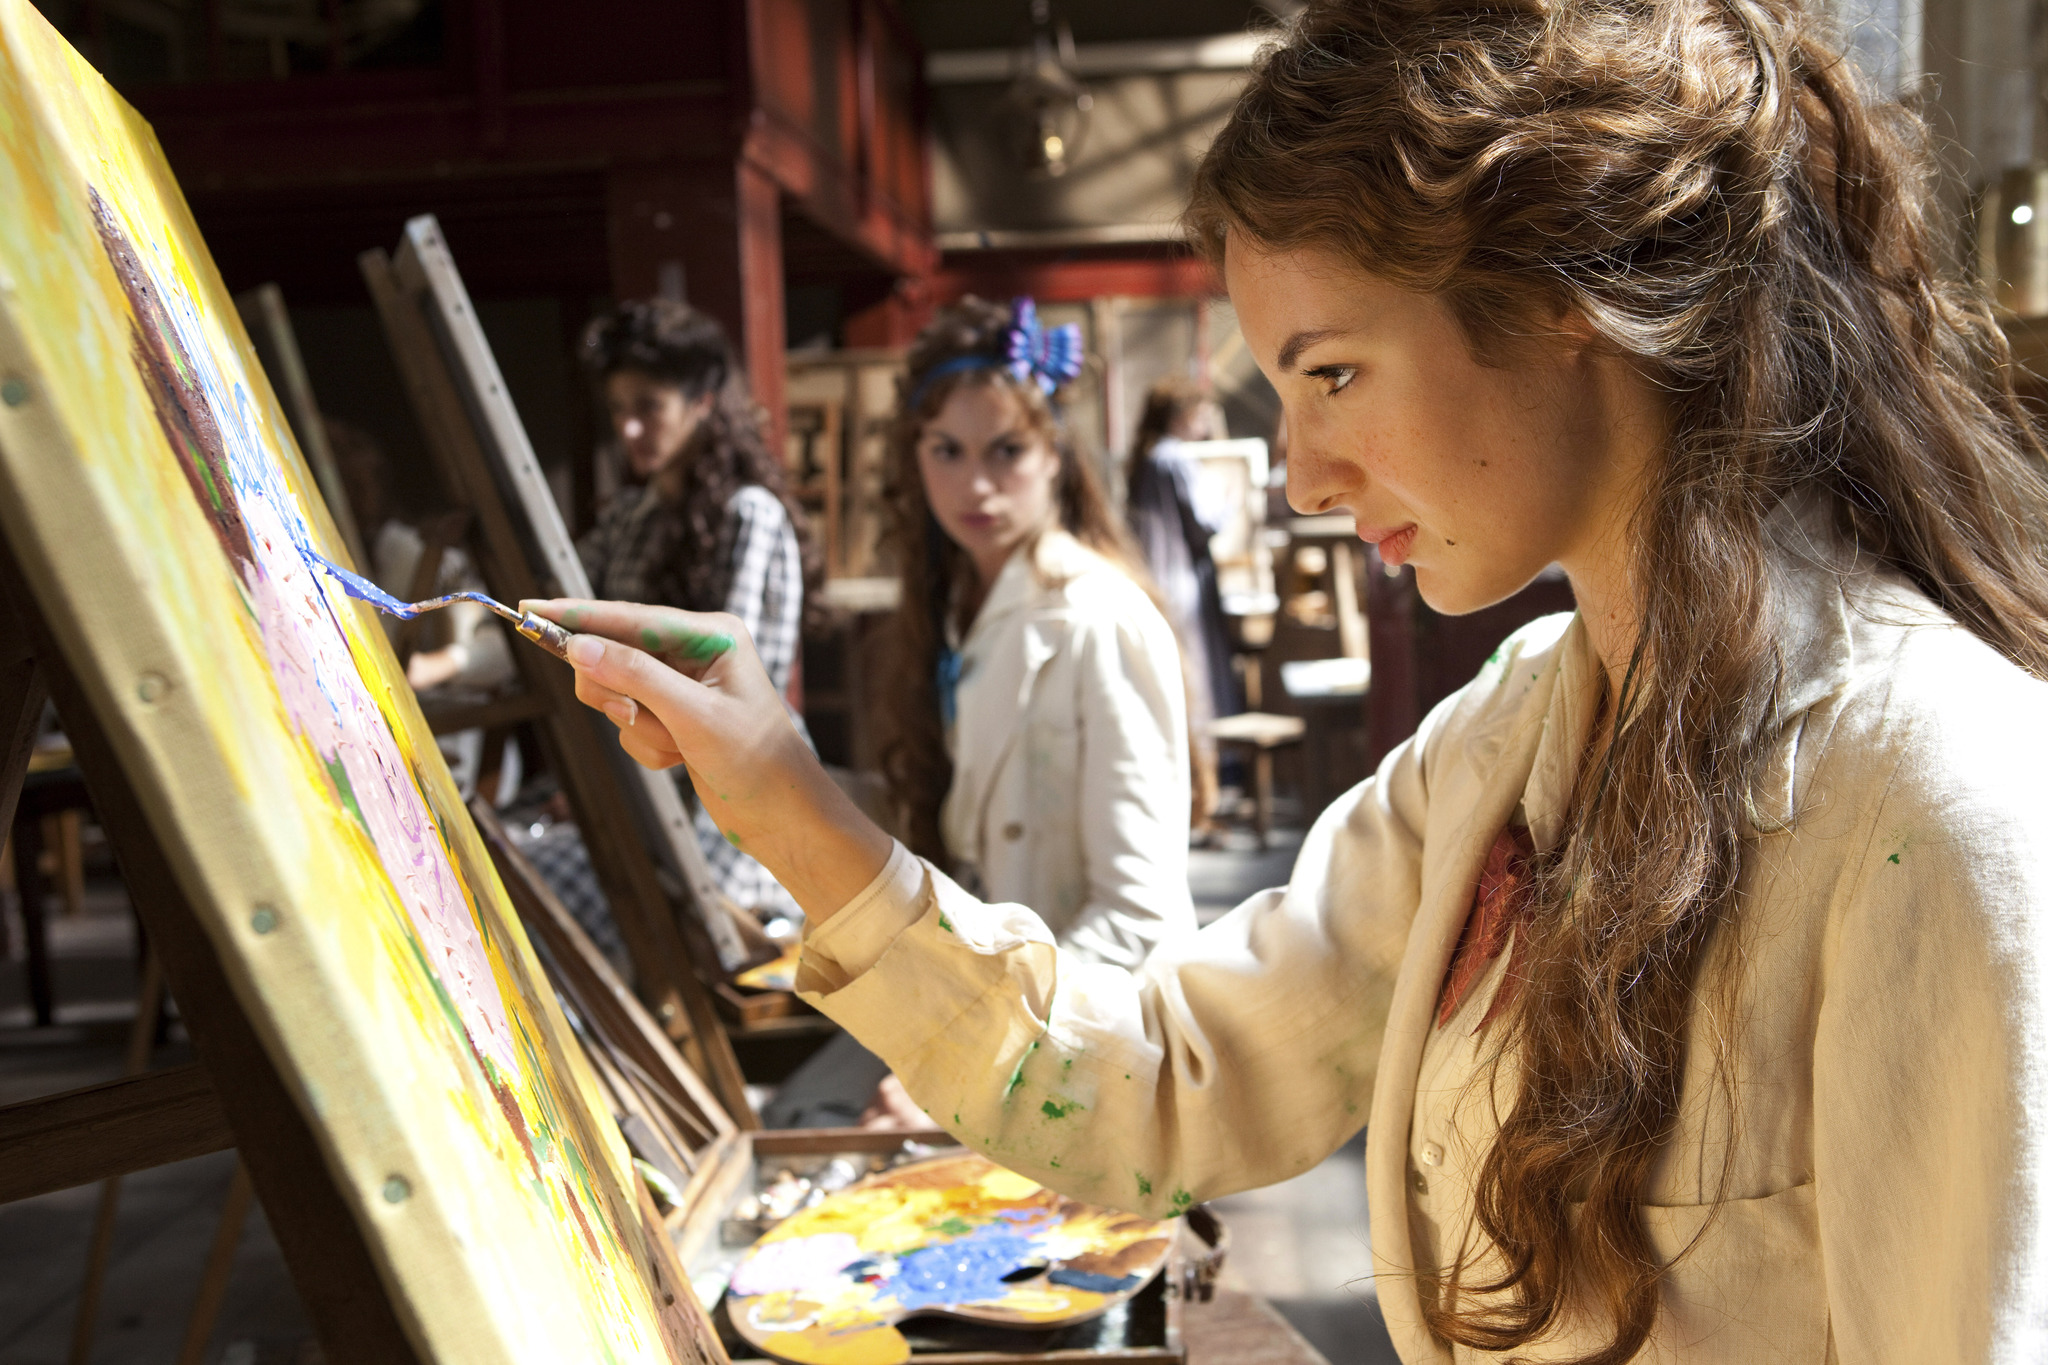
[{"xmin": 1002, "ymin": 0, "xmax": 1092, "ymax": 178}]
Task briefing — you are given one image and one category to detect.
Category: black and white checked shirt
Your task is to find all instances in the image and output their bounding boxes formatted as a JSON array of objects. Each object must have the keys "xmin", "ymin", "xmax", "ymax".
[{"xmin": 578, "ymin": 481, "xmax": 806, "ymax": 917}]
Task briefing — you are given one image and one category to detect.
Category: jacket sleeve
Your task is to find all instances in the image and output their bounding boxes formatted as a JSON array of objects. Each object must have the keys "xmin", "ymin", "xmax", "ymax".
[
  {"xmin": 1812, "ymin": 723, "xmax": 2048, "ymax": 1363},
  {"xmin": 796, "ymin": 709, "xmax": 1439, "ymax": 1218},
  {"xmin": 1055, "ymin": 603, "xmax": 1197, "ymax": 969}
]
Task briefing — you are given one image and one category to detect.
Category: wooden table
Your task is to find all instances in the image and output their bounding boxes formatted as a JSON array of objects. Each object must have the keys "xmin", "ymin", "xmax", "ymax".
[{"xmin": 1183, "ymin": 1289, "xmax": 1333, "ymax": 1365}]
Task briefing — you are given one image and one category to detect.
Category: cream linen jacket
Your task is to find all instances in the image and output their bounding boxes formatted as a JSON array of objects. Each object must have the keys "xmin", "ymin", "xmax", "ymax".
[
  {"xmin": 798, "ymin": 503, "xmax": 2048, "ymax": 1363},
  {"xmin": 940, "ymin": 528, "xmax": 1195, "ymax": 969}
]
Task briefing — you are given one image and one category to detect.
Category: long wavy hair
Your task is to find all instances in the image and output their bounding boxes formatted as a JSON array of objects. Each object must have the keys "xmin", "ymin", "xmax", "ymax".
[
  {"xmin": 874, "ymin": 297, "xmax": 1146, "ymax": 861},
  {"xmin": 1189, "ymin": 0, "xmax": 2048, "ymax": 1358},
  {"xmin": 582, "ymin": 299, "xmax": 820, "ymax": 618}
]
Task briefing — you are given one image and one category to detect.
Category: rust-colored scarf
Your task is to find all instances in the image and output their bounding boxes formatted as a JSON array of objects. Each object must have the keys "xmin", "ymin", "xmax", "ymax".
[{"xmin": 1437, "ymin": 825, "xmax": 1538, "ymax": 1031}]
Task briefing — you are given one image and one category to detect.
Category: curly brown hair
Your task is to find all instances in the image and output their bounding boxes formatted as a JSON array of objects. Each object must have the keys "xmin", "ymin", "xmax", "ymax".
[
  {"xmin": 582, "ymin": 299, "xmax": 820, "ymax": 619},
  {"xmin": 872, "ymin": 297, "xmax": 1147, "ymax": 861},
  {"xmin": 1190, "ymin": 0, "xmax": 2048, "ymax": 1359}
]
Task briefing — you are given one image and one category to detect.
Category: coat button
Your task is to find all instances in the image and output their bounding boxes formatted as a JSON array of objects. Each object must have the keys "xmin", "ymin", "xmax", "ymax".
[
  {"xmin": 1410, "ymin": 1168, "xmax": 1429, "ymax": 1196},
  {"xmin": 1420, "ymin": 1142, "xmax": 1444, "ymax": 1168},
  {"xmin": 1002, "ymin": 822, "xmax": 1025, "ymax": 841}
]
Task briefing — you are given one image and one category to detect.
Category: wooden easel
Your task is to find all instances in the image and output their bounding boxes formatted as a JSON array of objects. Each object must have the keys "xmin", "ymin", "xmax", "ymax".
[
  {"xmin": 0, "ymin": 539, "xmax": 428, "ymax": 1365},
  {"xmin": 357, "ymin": 219, "xmax": 762, "ymax": 1122}
]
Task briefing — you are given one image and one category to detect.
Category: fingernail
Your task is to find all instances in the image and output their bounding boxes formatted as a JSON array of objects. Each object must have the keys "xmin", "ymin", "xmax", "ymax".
[
  {"xmin": 601, "ymin": 698, "xmax": 638, "ymax": 727},
  {"xmin": 566, "ymin": 635, "xmax": 602, "ymax": 667}
]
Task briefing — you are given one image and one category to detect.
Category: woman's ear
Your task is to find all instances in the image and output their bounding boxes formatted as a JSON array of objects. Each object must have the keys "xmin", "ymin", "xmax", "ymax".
[{"xmin": 1554, "ymin": 307, "xmax": 1603, "ymax": 360}]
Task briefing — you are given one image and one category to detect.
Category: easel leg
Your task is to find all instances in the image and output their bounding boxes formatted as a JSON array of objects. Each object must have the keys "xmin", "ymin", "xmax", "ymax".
[
  {"xmin": 68, "ymin": 952, "xmax": 164, "ymax": 1365},
  {"xmin": 15, "ymin": 809, "xmax": 52, "ymax": 1025},
  {"xmin": 175, "ymin": 1160, "xmax": 255, "ymax": 1365}
]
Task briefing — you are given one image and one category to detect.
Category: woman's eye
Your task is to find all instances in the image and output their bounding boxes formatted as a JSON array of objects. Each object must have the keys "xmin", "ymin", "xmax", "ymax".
[{"xmin": 1305, "ymin": 365, "xmax": 1357, "ymax": 397}]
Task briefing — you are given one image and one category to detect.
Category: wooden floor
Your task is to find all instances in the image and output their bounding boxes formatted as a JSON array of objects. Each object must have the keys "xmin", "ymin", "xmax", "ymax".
[{"xmin": 0, "ymin": 828, "xmax": 1397, "ymax": 1365}]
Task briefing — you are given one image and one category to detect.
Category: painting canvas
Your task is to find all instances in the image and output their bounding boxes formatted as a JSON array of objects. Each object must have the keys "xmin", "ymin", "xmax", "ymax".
[{"xmin": 0, "ymin": 4, "xmax": 725, "ymax": 1361}]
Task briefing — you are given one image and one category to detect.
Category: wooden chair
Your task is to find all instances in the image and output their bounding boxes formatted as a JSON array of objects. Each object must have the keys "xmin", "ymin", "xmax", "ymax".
[{"xmin": 1204, "ymin": 712, "xmax": 1307, "ymax": 851}]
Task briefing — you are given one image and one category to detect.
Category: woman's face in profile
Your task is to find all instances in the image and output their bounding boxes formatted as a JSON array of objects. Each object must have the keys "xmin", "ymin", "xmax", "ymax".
[
  {"xmin": 605, "ymin": 368, "xmax": 713, "ymax": 481},
  {"xmin": 915, "ymin": 378, "xmax": 1063, "ymax": 585},
  {"xmin": 1226, "ymin": 232, "xmax": 1657, "ymax": 617}
]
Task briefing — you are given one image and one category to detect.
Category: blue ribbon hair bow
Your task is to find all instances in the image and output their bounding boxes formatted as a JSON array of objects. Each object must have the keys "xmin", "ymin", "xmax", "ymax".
[{"xmin": 1004, "ymin": 298, "xmax": 1085, "ymax": 395}]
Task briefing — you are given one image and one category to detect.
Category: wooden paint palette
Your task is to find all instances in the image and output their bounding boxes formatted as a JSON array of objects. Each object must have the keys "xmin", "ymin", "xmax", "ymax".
[{"xmin": 725, "ymin": 1153, "xmax": 1175, "ymax": 1364}]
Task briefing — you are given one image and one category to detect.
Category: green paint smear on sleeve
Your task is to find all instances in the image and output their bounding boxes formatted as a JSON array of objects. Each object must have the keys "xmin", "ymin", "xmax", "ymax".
[
  {"xmin": 1003, "ymin": 1038, "xmax": 1042, "ymax": 1099},
  {"xmin": 1171, "ymin": 1188, "xmax": 1194, "ymax": 1214},
  {"xmin": 1135, "ymin": 1174, "xmax": 1153, "ymax": 1197},
  {"xmin": 1887, "ymin": 851, "xmax": 1901, "ymax": 864},
  {"xmin": 1040, "ymin": 1097, "xmax": 1082, "ymax": 1120},
  {"xmin": 938, "ymin": 913, "xmax": 954, "ymax": 932}
]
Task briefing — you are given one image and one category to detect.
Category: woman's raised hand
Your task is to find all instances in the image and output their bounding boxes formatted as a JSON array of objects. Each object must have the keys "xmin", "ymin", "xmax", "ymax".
[{"xmin": 522, "ymin": 599, "xmax": 894, "ymax": 923}]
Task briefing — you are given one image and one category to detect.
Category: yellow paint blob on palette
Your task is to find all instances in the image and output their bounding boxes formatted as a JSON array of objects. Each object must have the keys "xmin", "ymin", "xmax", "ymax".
[{"xmin": 726, "ymin": 1154, "xmax": 1175, "ymax": 1365}]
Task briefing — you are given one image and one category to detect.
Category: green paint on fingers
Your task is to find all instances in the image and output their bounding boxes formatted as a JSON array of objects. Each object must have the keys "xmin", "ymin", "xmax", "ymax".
[
  {"xmin": 641, "ymin": 619, "xmax": 737, "ymax": 661},
  {"xmin": 724, "ymin": 829, "xmax": 743, "ymax": 848}
]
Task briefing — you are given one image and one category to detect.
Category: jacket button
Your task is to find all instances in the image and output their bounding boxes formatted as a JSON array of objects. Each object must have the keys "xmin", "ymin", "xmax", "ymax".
[
  {"xmin": 1420, "ymin": 1142, "xmax": 1444, "ymax": 1167},
  {"xmin": 1410, "ymin": 1169, "xmax": 1429, "ymax": 1196},
  {"xmin": 1002, "ymin": 822, "xmax": 1025, "ymax": 841}
]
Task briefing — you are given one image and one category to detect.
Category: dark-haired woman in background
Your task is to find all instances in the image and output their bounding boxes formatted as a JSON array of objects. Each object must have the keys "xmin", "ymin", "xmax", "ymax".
[{"xmin": 578, "ymin": 299, "xmax": 818, "ymax": 921}]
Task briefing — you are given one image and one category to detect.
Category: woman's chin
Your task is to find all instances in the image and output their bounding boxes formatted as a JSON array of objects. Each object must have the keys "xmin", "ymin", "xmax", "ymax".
[{"xmin": 1414, "ymin": 563, "xmax": 1558, "ymax": 617}]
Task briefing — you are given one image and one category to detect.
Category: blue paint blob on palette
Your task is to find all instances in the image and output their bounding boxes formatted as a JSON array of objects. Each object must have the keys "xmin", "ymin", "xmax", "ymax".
[{"xmin": 725, "ymin": 1154, "xmax": 1175, "ymax": 1365}]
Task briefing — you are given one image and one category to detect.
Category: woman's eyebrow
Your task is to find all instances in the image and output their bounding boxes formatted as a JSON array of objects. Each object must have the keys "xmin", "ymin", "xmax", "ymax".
[{"xmin": 1277, "ymin": 326, "xmax": 1349, "ymax": 371}]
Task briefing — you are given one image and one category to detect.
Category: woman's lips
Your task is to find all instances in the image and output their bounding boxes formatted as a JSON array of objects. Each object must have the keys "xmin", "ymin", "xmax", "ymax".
[{"xmin": 1361, "ymin": 523, "xmax": 1419, "ymax": 568}]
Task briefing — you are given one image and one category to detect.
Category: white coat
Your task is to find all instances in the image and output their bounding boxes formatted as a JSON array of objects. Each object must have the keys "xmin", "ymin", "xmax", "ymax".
[
  {"xmin": 940, "ymin": 528, "xmax": 1195, "ymax": 969},
  {"xmin": 799, "ymin": 498, "xmax": 2048, "ymax": 1363}
]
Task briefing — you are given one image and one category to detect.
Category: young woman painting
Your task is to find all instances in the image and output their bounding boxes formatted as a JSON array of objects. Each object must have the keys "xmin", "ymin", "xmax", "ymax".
[
  {"xmin": 577, "ymin": 299, "xmax": 818, "ymax": 920},
  {"xmin": 535, "ymin": 0, "xmax": 2048, "ymax": 1357},
  {"xmin": 769, "ymin": 296, "xmax": 1199, "ymax": 1129}
]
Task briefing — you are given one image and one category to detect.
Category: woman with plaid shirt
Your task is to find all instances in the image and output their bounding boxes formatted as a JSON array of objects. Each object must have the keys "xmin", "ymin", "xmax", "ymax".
[{"xmin": 578, "ymin": 299, "xmax": 817, "ymax": 922}]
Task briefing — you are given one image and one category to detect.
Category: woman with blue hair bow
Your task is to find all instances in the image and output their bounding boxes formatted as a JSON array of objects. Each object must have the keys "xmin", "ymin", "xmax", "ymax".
[{"xmin": 770, "ymin": 295, "xmax": 1198, "ymax": 1127}]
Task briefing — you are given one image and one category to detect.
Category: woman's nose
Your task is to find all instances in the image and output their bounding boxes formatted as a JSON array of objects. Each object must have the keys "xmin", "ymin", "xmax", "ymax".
[{"xmin": 1284, "ymin": 434, "xmax": 1354, "ymax": 516}]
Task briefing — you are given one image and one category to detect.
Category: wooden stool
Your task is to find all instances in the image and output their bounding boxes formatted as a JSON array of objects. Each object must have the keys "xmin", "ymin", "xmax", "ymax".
[{"xmin": 1204, "ymin": 712, "xmax": 1307, "ymax": 851}]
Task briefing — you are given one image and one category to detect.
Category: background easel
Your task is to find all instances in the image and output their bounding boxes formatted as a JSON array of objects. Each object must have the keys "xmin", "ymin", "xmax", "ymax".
[{"xmin": 358, "ymin": 218, "xmax": 785, "ymax": 1116}]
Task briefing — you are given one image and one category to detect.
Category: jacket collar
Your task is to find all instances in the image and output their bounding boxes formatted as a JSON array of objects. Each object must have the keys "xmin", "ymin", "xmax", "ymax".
[{"xmin": 955, "ymin": 528, "xmax": 1094, "ymax": 652}]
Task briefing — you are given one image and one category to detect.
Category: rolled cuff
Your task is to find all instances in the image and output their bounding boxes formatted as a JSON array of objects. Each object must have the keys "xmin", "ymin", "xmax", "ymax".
[{"xmin": 799, "ymin": 838, "xmax": 926, "ymax": 986}]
